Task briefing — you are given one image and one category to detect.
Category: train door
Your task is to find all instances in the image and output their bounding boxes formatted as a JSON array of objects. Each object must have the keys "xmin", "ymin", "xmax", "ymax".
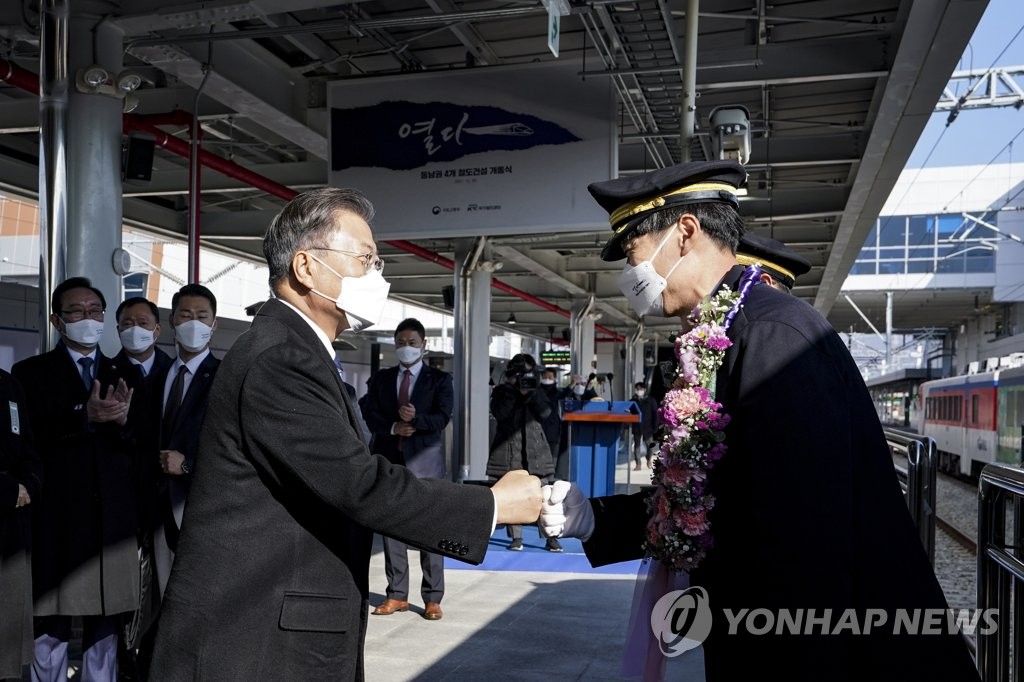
[{"xmin": 959, "ymin": 391, "xmax": 968, "ymax": 476}]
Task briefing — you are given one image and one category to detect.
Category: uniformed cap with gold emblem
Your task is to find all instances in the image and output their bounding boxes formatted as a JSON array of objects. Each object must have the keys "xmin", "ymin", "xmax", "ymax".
[
  {"xmin": 588, "ymin": 160, "xmax": 748, "ymax": 262},
  {"xmin": 736, "ymin": 233, "xmax": 811, "ymax": 290}
]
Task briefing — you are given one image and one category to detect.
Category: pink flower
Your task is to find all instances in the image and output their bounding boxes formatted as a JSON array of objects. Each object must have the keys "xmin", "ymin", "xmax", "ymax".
[
  {"xmin": 661, "ymin": 462, "xmax": 705, "ymax": 487},
  {"xmin": 663, "ymin": 388, "xmax": 706, "ymax": 421},
  {"xmin": 676, "ymin": 508, "xmax": 709, "ymax": 536}
]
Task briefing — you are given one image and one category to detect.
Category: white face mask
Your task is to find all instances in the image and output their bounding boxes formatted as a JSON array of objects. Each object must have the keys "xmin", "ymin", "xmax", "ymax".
[
  {"xmin": 540, "ymin": 379, "xmax": 555, "ymax": 386},
  {"xmin": 119, "ymin": 326, "xmax": 155, "ymax": 354},
  {"xmin": 396, "ymin": 345, "xmax": 422, "ymax": 365},
  {"xmin": 175, "ymin": 320, "xmax": 213, "ymax": 353},
  {"xmin": 635, "ymin": 389, "xmax": 646, "ymax": 398},
  {"xmin": 617, "ymin": 229, "xmax": 685, "ymax": 318},
  {"xmin": 309, "ymin": 255, "xmax": 391, "ymax": 333},
  {"xmin": 572, "ymin": 384, "xmax": 586, "ymax": 396},
  {"xmin": 63, "ymin": 319, "xmax": 104, "ymax": 347}
]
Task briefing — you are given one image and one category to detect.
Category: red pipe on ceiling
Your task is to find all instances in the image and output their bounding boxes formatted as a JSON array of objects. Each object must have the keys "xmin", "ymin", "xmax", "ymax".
[{"xmin": 0, "ymin": 56, "xmax": 625, "ymax": 341}]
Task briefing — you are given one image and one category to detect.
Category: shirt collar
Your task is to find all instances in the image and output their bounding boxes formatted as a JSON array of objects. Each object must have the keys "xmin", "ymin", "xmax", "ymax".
[
  {"xmin": 64, "ymin": 344, "xmax": 98, "ymax": 365},
  {"xmin": 277, "ymin": 298, "xmax": 336, "ymax": 361},
  {"xmin": 128, "ymin": 354, "xmax": 156, "ymax": 376},
  {"xmin": 399, "ymin": 359, "xmax": 424, "ymax": 378},
  {"xmin": 172, "ymin": 348, "xmax": 210, "ymax": 376}
]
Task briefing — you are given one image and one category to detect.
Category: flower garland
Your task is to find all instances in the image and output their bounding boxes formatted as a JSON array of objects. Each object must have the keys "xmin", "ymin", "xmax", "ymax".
[{"xmin": 643, "ymin": 265, "xmax": 761, "ymax": 572}]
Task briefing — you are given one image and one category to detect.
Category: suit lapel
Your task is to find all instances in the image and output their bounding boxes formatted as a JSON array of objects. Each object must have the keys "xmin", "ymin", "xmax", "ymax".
[
  {"xmin": 173, "ymin": 354, "xmax": 218, "ymax": 430},
  {"xmin": 256, "ymin": 299, "xmax": 361, "ymax": 427},
  {"xmin": 409, "ymin": 365, "xmax": 431, "ymax": 405}
]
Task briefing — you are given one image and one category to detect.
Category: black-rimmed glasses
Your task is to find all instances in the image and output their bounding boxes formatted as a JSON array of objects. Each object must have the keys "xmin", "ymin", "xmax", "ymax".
[{"xmin": 60, "ymin": 307, "xmax": 105, "ymax": 322}]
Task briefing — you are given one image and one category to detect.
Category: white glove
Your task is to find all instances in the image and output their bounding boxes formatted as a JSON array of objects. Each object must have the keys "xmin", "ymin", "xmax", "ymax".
[{"xmin": 539, "ymin": 481, "xmax": 594, "ymax": 542}]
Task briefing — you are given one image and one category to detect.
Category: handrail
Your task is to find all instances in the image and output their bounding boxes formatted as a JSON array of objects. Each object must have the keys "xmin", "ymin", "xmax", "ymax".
[
  {"xmin": 885, "ymin": 429, "xmax": 937, "ymax": 566},
  {"xmin": 977, "ymin": 464, "xmax": 1024, "ymax": 681}
]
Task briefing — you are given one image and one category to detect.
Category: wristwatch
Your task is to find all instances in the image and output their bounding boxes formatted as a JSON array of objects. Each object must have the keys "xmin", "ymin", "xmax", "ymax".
[{"xmin": 181, "ymin": 461, "xmax": 191, "ymax": 475}]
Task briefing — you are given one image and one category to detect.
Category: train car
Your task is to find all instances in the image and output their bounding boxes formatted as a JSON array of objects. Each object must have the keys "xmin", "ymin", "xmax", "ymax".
[{"xmin": 918, "ymin": 364, "xmax": 1024, "ymax": 477}]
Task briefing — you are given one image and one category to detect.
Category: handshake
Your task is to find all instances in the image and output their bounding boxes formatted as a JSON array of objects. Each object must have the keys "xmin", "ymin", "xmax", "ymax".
[{"xmin": 491, "ymin": 472, "xmax": 595, "ymax": 541}]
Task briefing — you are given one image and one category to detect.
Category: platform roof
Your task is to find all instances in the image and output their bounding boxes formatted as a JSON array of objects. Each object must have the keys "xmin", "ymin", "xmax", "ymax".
[{"xmin": 0, "ymin": 0, "xmax": 991, "ymax": 339}]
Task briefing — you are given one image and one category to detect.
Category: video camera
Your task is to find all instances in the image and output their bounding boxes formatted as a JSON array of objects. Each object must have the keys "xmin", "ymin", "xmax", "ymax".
[{"xmin": 518, "ymin": 372, "xmax": 538, "ymax": 390}]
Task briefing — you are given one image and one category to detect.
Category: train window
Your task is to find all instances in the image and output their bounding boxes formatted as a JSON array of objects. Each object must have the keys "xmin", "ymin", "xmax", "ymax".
[{"xmin": 972, "ymin": 394, "xmax": 979, "ymax": 424}]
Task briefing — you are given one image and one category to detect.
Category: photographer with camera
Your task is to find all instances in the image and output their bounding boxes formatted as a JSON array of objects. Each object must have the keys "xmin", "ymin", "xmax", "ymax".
[{"xmin": 487, "ymin": 354, "xmax": 561, "ymax": 552}]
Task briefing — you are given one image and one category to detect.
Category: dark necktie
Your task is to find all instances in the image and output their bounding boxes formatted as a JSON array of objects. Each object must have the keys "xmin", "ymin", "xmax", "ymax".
[
  {"xmin": 78, "ymin": 357, "xmax": 94, "ymax": 391},
  {"xmin": 334, "ymin": 358, "xmax": 346, "ymax": 382},
  {"xmin": 397, "ymin": 369, "xmax": 411, "ymax": 451},
  {"xmin": 398, "ymin": 369, "xmax": 411, "ymax": 407},
  {"xmin": 162, "ymin": 365, "xmax": 188, "ymax": 446}
]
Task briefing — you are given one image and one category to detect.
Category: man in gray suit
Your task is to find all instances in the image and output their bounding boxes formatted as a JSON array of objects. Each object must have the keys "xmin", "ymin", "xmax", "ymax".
[{"xmin": 362, "ymin": 318, "xmax": 452, "ymax": 621}]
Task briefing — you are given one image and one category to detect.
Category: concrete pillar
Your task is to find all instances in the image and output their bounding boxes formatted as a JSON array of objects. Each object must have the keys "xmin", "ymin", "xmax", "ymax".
[
  {"xmin": 452, "ymin": 238, "xmax": 493, "ymax": 481},
  {"xmin": 66, "ymin": 9, "xmax": 125, "ymax": 355}
]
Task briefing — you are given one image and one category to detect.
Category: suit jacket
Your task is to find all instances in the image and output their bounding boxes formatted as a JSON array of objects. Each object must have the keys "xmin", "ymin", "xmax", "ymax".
[
  {"xmin": 362, "ymin": 362, "xmax": 453, "ymax": 478},
  {"xmin": 0, "ymin": 369, "xmax": 41, "ymax": 677},
  {"xmin": 115, "ymin": 347, "xmax": 174, "ymax": 397},
  {"xmin": 118, "ymin": 346, "xmax": 173, "ymax": 535},
  {"xmin": 153, "ymin": 352, "xmax": 220, "ymax": 475},
  {"xmin": 582, "ymin": 267, "xmax": 978, "ymax": 682},
  {"xmin": 11, "ymin": 342, "xmax": 140, "ymax": 616},
  {"xmin": 149, "ymin": 299, "xmax": 493, "ymax": 681}
]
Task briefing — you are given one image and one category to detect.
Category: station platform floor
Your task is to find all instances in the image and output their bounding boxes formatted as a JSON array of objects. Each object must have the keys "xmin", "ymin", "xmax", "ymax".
[{"xmin": 363, "ymin": 449, "xmax": 705, "ymax": 681}]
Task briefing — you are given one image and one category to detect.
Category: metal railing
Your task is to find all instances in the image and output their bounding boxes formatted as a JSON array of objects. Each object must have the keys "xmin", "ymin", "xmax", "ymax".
[
  {"xmin": 977, "ymin": 464, "xmax": 1024, "ymax": 681},
  {"xmin": 886, "ymin": 429, "xmax": 937, "ymax": 566}
]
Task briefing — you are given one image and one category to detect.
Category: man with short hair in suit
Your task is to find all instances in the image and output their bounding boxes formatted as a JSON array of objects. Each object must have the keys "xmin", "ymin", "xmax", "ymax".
[
  {"xmin": 12, "ymin": 277, "xmax": 137, "ymax": 682},
  {"xmin": 149, "ymin": 187, "xmax": 542, "ymax": 680},
  {"xmin": 152, "ymin": 283, "xmax": 220, "ymax": 597},
  {"xmin": 113, "ymin": 295, "xmax": 173, "ymax": 672},
  {"xmin": 362, "ymin": 317, "xmax": 453, "ymax": 621}
]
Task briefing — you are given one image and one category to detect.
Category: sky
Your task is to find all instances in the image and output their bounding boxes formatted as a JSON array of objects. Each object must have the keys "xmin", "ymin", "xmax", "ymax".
[{"xmin": 905, "ymin": 0, "xmax": 1024, "ymax": 169}]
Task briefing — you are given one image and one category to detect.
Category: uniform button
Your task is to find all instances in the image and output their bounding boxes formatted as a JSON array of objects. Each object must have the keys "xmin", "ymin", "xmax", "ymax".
[{"xmin": 459, "ymin": 548, "xmax": 468, "ymax": 556}]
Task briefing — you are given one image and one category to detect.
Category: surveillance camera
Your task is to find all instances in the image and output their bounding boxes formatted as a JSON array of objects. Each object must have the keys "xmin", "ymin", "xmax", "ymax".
[{"xmin": 709, "ymin": 106, "xmax": 751, "ymax": 165}]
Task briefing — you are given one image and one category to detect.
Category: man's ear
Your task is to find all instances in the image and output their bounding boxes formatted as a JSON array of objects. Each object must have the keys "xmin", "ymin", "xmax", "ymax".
[
  {"xmin": 49, "ymin": 313, "xmax": 62, "ymax": 331},
  {"xmin": 675, "ymin": 214, "xmax": 700, "ymax": 255},
  {"xmin": 292, "ymin": 251, "xmax": 317, "ymax": 290}
]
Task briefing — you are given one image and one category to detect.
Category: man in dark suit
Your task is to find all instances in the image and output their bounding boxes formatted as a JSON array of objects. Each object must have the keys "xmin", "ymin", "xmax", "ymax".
[
  {"xmin": 151, "ymin": 283, "xmax": 220, "ymax": 597},
  {"xmin": 149, "ymin": 187, "xmax": 542, "ymax": 680},
  {"xmin": 114, "ymin": 295, "xmax": 173, "ymax": 673},
  {"xmin": 362, "ymin": 317, "xmax": 453, "ymax": 621},
  {"xmin": 541, "ymin": 161, "xmax": 979, "ymax": 681},
  {"xmin": 115, "ymin": 297, "xmax": 173, "ymax": 388},
  {"xmin": 12, "ymin": 277, "xmax": 137, "ymax": 682},
  {"xmin": 0, "ymin": 368, "xmax": 42, "ymax": 680}
]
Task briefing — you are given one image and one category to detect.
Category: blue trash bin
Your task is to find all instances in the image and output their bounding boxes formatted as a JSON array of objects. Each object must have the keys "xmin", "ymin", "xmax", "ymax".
[{"xmin": 561, "ymin": 400, "xmax": 640, "ymax": 497}]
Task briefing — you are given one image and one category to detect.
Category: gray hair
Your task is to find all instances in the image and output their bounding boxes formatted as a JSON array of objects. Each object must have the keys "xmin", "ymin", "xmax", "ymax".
[
  {"xmin": 263, "ymin": 187, "xmax": 375, "ymax": 290},
  {"xmin": 629, "ymin": 202, "xmax": 744, "ymax": 253}
]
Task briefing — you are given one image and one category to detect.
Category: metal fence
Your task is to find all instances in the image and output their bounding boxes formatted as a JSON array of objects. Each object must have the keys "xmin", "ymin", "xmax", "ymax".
[
  {"xmin": 978, "ymin": 464, "xmax": 1024, "ymax": 681},
  {"xmin": 886, "ymin": 429, "xmax": 937, "ymax": 566}
]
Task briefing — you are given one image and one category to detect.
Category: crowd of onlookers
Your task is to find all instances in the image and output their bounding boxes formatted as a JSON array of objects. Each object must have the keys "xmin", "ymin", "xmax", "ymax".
[{"xmin": 1, "ymin": 276, "xmax": 220, "ymax": 682}]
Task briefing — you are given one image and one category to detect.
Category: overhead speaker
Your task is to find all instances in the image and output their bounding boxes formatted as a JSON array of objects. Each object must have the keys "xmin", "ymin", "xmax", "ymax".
[
  {"xmin": 123, "ymin": 136, "xmax": 155, "ymax": 182},
  {"xmin": 441, "ymin": 285, "xmax": 455, "ymax": 310}
]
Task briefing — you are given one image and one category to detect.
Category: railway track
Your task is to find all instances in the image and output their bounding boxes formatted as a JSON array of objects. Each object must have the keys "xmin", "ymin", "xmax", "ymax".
[{"xmin": 937, "ymin": 514, "xmax": 977, "ymax": 554}]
